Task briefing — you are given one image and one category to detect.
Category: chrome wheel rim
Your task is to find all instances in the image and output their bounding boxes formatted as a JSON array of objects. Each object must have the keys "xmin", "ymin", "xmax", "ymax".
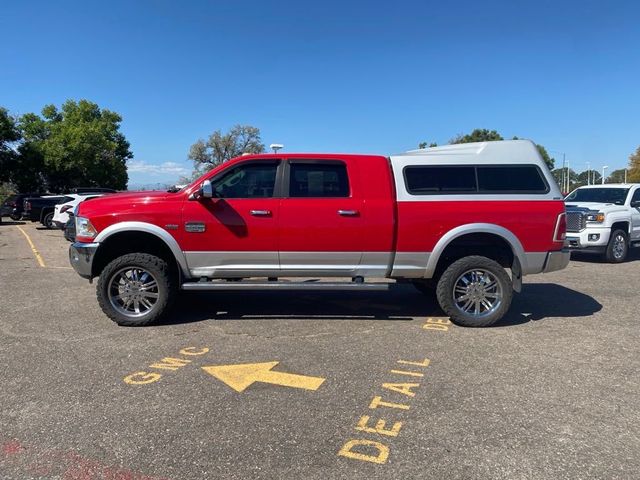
[
  {"xmin": 108, "ymin": 267, "xmax": 159, "ymax": 318},
  {"xmin": 452, "ymin": 269, "xmax": 503, "ymax": 318},
  {"xmin": 612, "ymin": 234, "xmax": 626, "ymax": 259}
]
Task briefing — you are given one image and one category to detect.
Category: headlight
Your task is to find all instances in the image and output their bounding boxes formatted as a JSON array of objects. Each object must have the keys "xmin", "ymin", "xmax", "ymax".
[
  {"xmin": 76, "ymin": 216, "xmax": 98, "ymax": 238},
  {"xmin": 585, "ymin": 212, "xmax": 605, "ymax": 223}
]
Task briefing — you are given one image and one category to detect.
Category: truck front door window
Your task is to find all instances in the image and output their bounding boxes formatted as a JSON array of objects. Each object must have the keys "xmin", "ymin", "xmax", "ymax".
[{"xmin": 213, "ymin": 163, "xmax": 278, "ymax": 198}]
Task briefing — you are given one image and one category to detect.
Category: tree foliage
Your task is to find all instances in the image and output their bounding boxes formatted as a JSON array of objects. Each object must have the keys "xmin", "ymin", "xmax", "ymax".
[
  {"xmin": 533, "ymin": 144, "xmax": 554, "ymax": 171},
  {"xmin": 17, "ymin": 100, "xmax": 131, "ymax": 192},
  {"xmin": 189, "ymin": 125, "xmax": 264, "ymax": 174},
  {"xmin": 576, "ymin": 169, "xmax": 602, "ymax": 186},
  {"xmin": 449, "ymin": 128, "xmax": 503, "ymax": 144},
  {"xmin": 418, "ymin": 141, "xmax": 438, "ymax": 149},
  {"xmin": 0, "ymin": 108, "xmax": 21, "ymax": 183},
  {"xmin": 629, "ymin": 146, "xmax": 640, "ymax": 183},
  {"xmin": 607, "ymin": 168, "xmax": 626, "ymax": 183},
  {"xmin": 551, "ymin": 168, "xmax": 579, "ymax": 191}
]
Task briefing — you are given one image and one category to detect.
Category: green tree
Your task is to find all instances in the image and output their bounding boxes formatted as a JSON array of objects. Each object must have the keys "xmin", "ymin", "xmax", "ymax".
[
  {"xmin": 628, "ymin": 146, "xmax": 640, "ymax": 183},
  {"xmin": 449, "ymin": 128, "xmax": 503, "ymax": 144},
  {"xmin": 575, "ymin": 169, "xmax": 602, "ymax": 187},
  {"xmin": 607, "ymin": 168, "xmax": 626, "ymax": 183},
  {"xmin": 0, "ymin": 107, "xmax": 21, "ymax": 183},
  {"xmin": 552, "ymin": 168, "xmax": 579, "ymax": 192},
  {"xmin": 10, "ymin": 143, "xmax": 47, "ymax": 192},
  {"xmin": 418, "ymin": 141, "xmax": 438, "ymax": 149},
  {"xmin": 533, "ymin": 144, "xmax": 555, "ymax": 170},
  {"xmin": 188, "ymin": 125, "xmax": 264, "ymax": 174},
  {"xmin": 19, "ymin": 100, "xmax": 131, "ymax": 192}
]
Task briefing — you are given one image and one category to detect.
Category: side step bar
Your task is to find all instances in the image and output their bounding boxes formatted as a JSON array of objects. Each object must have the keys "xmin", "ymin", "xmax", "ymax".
[{"xmin": 181, "ymin": 280, "xmax": 391, "ymax": 291}]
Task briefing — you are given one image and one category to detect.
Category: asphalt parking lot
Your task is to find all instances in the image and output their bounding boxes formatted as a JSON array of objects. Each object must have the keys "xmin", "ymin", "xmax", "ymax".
[{"xmin": 1, "ymin": 221, "xmax": 639, "ymax": 479}]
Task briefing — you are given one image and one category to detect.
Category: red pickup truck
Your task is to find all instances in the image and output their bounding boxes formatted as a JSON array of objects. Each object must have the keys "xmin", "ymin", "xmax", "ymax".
[{"xmin": 70, "ymin": 140, "xmax": 569, "ymax": 327}]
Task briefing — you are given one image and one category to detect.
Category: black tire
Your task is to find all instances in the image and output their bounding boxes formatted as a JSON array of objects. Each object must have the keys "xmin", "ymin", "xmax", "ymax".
[
  {"xmin": 43, "ymin": 212, "xmax": 54, "ymax": 229},
  {"xmin": 412, "ymin": 279, "xmax": 435, "ymax": 295},
  {"xmin": 97, "ymin": 253, "xmax": 176, "ymax": 326},
  {"xmin": 436, "ymin": 255, "xmax": 513, "ymax": 327},
  {"xmin": 605, "ymin": 229, "xmax": 628, "ymax": 263},
  {"xmin": 10, "ymin": 213, "xmax": 21, "ymax": 221}
]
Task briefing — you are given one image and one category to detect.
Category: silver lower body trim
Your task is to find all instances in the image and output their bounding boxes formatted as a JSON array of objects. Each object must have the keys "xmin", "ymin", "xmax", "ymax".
[
  {"xmin": 185, "ymin": 251, "xmax": 392, "ymax": 278},
  {"xmin": 543, "ymin": 249, "xmax": 571, "ymax": 273},
  {"xmin": 186, "ymin": 251, "xmax": 279, "ymax": 277},
  {"xmin": 522, "ymin": 252, "xmax": 548, "ymax": 275},
  {"xmin": 182, "ymin": 249, "xmax": 564, "ymax": 279},
  {"xmin": 390, "ymin": 252, "xmax": 430, "ymax": 278}
]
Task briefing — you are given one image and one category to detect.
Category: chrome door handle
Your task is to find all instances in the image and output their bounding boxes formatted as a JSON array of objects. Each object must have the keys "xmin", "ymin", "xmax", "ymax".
[
  {"xmin": 250, "ymin": 210, "xmax": 272, "ymax": 216},
  {"xmin": 338, "ymin": 209, "xmax": 359, "ymax": 216}
]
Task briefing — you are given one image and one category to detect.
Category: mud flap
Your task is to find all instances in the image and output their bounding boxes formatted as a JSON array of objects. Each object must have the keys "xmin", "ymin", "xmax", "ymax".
[{"xmin": 511, "ymin": 257, "xmax": 522, "ymax": 293}]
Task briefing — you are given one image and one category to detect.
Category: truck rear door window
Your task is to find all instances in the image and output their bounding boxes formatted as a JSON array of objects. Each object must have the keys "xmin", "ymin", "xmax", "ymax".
[
  {"xmin": 289, "ymin": 162, "xmax": 349, "ymax": 197},
  {"xmin": 477, "ymin": 165, "xmax": 548, "ymax": 193},
  {"xmin": 404, "ymin": 166, "xmax": 476, "ymax": 194}
]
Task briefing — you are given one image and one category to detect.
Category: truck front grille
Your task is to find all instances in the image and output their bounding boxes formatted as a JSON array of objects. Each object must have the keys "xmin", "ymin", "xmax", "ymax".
[{"xmin": 566, "ymin": 211, "xmax": 585, "ymax": 232}]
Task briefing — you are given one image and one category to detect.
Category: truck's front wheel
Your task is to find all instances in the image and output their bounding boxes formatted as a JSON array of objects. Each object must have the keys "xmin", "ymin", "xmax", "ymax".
[
  {"xmin": 97, "ymin": 253, "xmax": 175, "ymax": 326},
  {"xmin": 605, "ymin": 229, "xmax": 628, "ymax": 263},
  {"xmin": 436, "ymin": 256, "xmax": 512, "ymax": 327}
]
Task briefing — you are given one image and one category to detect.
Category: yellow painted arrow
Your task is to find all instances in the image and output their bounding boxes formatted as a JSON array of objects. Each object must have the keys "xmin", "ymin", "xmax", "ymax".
[{"xmin": 202, "ymin": 361, "xmax": 325, "ymax": 393}]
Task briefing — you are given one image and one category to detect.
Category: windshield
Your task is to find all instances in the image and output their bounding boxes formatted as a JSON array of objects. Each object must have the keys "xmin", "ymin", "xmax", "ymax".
[{"xmin": 565, "ymin": 187, "xmax": 630, "ymax": 205}]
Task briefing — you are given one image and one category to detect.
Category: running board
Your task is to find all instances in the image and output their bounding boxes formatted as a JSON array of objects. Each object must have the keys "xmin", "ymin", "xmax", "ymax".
[{"xmin": 181, "ymin": 280, "xmax": 391, "ymax": 291}]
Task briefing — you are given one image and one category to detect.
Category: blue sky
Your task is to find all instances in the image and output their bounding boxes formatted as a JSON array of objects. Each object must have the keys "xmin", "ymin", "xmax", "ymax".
[{"xmin": 2, "ymin": 0, "xmax": 639, "ymax": 186}]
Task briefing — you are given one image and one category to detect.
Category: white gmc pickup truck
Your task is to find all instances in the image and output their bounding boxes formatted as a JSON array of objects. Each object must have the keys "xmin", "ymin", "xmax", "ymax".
[{"xmin": 565, "ymin": 184, "xmax": 640, "ymax": 262}]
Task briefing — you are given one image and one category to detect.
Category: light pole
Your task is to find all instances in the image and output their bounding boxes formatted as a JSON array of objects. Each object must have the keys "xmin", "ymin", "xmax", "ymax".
[
  {"xmin": 561, "ymin": 153, "xmax": 566, "ymax": 193},
  {"xmin": 602, "ymin": 166, "xmax": 608, "ymax": 184},
  {"xmin": 270, "ymin": 143, "xmax": 284, "ymax": 154},
  {"xmin": 586, "ymin": 162, "xmax": 590, "ymax": 185},
  {"xmin": 548, "ymin": 149, "xmax": 567, "ymax": 191}
]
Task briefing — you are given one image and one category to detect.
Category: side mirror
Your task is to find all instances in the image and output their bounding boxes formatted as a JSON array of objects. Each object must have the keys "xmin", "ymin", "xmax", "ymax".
[{"xmin": 200, "ymin": 180, "xmax": 213, "ymax": 199}]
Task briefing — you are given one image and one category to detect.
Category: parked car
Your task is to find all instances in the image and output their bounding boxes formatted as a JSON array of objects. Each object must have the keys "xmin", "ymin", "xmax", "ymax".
[
  {"xmin": 24, "ymin": 189, "xmax": 114, "ymax": 229},
  {"xmin": 53, "ymin": 194, "xmax": 104, "ymax": 229},
  {"xmin": 64, "ymin": 212, "xmax": 76, "ymax": 242},
  {"xmin": 69, "ymin": 140, "xmax": 569, "ymax": 327},
  {"xmin": 565, "ymin": 183, "xmax": 640, "ymax": 262},
  {"xmin": 1, "ymin": 193, "xmax": 43, "ymax": 221},
  {"xmin": 23, "ymin": 196, "xmax": 66, "ymax": 228}
]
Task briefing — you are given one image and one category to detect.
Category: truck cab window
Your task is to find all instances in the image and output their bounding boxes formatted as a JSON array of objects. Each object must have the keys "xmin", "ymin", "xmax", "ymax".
[
  {"xmin": 289, "ymin": 162, "xmax": 349, "ymax": 197},
  {"xmin": 213, "ymin": 163, "xmax": 278, "ymax": 198}
]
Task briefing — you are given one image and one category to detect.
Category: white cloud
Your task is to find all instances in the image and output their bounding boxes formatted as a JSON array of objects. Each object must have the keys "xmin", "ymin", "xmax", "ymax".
[{"xmin": 127, "ymin": 160, "xmax": 190, "ymax": 176}]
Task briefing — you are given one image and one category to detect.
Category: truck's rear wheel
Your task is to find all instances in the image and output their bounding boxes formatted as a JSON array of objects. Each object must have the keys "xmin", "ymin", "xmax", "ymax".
[
  {"xmin": 97, "ymin": 253, "xmax": 175, "ymax": 326},
  {"xmin": 436, "ymin": 256, "xmax": 512, "ymax": 327},
  {"xmin": 605, "ymin": 229, "xmax": 628, "ymax": 263}
]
